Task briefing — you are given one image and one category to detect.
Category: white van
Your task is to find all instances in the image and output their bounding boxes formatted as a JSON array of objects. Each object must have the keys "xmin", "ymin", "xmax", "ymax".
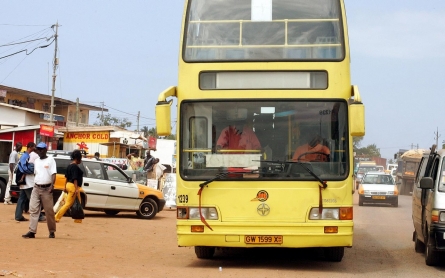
[{"xmin": 411, "ymin": 145, "xmax": 445, "ymax": 266}]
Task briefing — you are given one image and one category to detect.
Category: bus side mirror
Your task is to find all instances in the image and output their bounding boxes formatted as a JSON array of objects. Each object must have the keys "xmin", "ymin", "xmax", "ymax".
[
  {"xmin": 349, "ymin": 103, "xmax": 365, "ymax": 137},
  {"xmin": 156, "ymin": 100, "xmax": 173, "ymax": 136},
  {"xmin": 419, "ymin": 177, "xmax": 434, "ymax": 190},
  {"xmin": 155, "ymin": 86, "xmax": 177, "ymax": 136}
]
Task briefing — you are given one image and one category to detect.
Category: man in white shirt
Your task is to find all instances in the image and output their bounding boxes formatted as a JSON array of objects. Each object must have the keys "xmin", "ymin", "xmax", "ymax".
[
  {"xmin": 22, "ymin": 142, "xmax": 57, "ymax": 239},
  {"xmin": 4, "ymin": 142, "xmax": 22, "ymax": 205}
]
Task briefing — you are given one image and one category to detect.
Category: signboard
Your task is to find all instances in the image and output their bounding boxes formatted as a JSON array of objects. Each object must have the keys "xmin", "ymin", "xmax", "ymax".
[
  {"xmin": 0, "ymin": 90, "xmax": 6, "ymax": 97},
  {"xmin": 40, "ymin": 125, "xmax": 54, "ymax": 137},
  {"xmin": 162, "ymin": 173, "xmax": 176, "ymax": 208},
  {"xmin": 147, "ymin": 179, "xmax": 158, "ymax": 189},
  {"xmin": 102, "ymin": 158, "xmax": 128, "ymax": 167},
  {"xmin": 64, "ymin": 131, "xmax": 110, "ymax": 143}
]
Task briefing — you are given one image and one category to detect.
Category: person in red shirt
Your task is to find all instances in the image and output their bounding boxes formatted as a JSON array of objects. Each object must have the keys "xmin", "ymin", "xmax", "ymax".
[
  {"xmin": 292, "ymin": 134, "xmax": 330, "ymax": 162},
  {"xmin": 216, "ymin": 121, "xmax": 261, "ymax": 152}
]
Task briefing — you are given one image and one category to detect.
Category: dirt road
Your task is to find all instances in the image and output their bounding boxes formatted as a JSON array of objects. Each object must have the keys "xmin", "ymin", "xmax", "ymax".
[{"xmin": 1, "ymin": 195, "xmax": 444, "ymax": 277}]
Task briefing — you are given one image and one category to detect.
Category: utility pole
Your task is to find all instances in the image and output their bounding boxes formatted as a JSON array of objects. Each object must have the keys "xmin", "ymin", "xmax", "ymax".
[
  {"xmin": 137, "ymin": 111, "xmax": 140, "ymax": 133},
  {"xmin": 76, "ymin": 98, "xmax": 79, "ymax": 126},
  {"xmin": 434, "ymin": 127, "xmax": 441, "ymax": 147},
  {"xmin": 49, "ymin": 22, "xmax": 59, "ymax": 124},
  {"xmin": 100, "ymin": 102, "xmax": 104, "ymax": 125}
]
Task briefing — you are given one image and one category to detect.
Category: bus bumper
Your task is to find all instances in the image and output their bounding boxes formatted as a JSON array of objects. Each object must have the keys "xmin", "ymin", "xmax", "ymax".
[{"xmin": 177, "ymin": 221, "xmax": 353, "ymax": 248}]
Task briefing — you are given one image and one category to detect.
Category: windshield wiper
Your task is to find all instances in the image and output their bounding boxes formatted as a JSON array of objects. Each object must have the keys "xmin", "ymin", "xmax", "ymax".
[{"xmin": 260, "ymin": 160, "xmax": 328, "ymax": 214}]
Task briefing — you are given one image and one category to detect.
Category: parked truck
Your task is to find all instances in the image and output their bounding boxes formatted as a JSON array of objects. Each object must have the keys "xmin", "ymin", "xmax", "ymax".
[{"xmin": 395, "ymin": 149, "xmax": 426, "ymax": 195}]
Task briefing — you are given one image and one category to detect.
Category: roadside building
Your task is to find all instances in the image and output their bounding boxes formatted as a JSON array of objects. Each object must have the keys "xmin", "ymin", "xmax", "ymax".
[{"xmin": 0, "ymin": 85, "xmax": 104, "ymax": 162}]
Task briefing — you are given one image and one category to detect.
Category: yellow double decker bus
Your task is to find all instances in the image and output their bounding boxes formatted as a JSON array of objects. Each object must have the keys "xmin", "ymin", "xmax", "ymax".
[{"xmin": 156, "ymin": 0, "xmax": 365, "ymax": 262}]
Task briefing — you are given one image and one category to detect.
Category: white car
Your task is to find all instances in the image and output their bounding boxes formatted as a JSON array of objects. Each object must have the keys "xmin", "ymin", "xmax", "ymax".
[
  {"xmin": 53, "ymin": 156, "xmax": 165, "ymax": 219},
  {"xmin": 358, "ymin": 171, "xmax": 399, "ymax": 207}
]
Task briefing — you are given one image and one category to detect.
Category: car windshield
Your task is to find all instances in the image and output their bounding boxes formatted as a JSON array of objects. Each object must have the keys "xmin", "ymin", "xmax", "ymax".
[{"xmin": 363, "ymin": 174, "xmax": 394, "ymax": 185}]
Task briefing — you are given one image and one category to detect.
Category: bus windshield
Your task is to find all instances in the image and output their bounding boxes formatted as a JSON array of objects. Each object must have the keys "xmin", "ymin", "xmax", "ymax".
[
  {"xmin": 184, "ymin": 0, "xmax": 344, "ymax": 62},
  {"xmin": 180, "ymin": 100, "xmax": 349, "ymax": 181}
]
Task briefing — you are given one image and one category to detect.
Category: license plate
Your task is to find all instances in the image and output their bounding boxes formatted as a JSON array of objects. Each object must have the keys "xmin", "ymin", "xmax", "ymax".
[
  {"xmin": 372, "ymin": 196, "xmax": 386, "ymax": 200},
  {"xmin": 245, "ymin": 235, "xmax": 283, "ymax": 244}
]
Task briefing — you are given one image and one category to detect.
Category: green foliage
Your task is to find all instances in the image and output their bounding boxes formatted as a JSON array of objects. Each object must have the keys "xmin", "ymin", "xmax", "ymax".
[
  {"xmin": 353, "ymin": 136, "xmax": 363, "ymax": 150},
  {"xmin": 141, "ymin": 126, "xmax": 176, "ymax": 140},
  {"xmin": 94, "ymin": 113, "xmax": 132, "ymax": 128},
  {"xmin": 356, "ymin": 143, "xmax": 381, "ymax": 157}
]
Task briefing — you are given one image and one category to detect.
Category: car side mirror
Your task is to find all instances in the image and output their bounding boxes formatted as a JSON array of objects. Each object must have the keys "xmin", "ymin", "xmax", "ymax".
[{"xmin": 419, "ymin": 177, "xmax": 434, "ymax": 190}]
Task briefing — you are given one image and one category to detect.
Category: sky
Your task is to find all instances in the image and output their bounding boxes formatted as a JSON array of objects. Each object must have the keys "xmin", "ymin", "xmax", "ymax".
[{"xmin": 1, "ymin": 0, "xmax": 445, "ymax": 161}]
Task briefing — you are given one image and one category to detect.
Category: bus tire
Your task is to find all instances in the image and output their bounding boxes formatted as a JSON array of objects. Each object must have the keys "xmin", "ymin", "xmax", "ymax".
[
  {"xmin": 324, "ymin": 247, "xmax": 344, "ymax": 262},
  {"xmin": 358, "ymin": 196, "xmax": 363, "ymax": 206},
  {"xmin": 195, "ymin": 246, "xmax": 215, "ymax": 259}
]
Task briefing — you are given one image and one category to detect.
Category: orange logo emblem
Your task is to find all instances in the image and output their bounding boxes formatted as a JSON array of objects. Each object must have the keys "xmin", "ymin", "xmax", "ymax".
[{"xmin": 251, "ymin": 190, "xmax": 269, "ymax": 202}]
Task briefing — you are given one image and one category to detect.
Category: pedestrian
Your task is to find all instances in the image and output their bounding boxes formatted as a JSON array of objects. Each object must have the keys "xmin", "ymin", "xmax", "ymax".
[
  {"xmin": 143, "ymin": 150, "xmax": 155, "ymax": 182},
  {"xmin": 55, "ymin": 150, "xmax": 83, "ymax": 223},
  {"xmin": 94, "ymin": 152, "xmax": 101, "ymax": 161},
  {"xmin": 14, "ymin": 142, "xmax": 42, "ymax": 222},
  {"xmin": 153, "ymin": 158, "xmax": 166, "ymax": 190},
  {"xmin": 4, "ymin": 142, "xmax": 22, "ymax": 205},
  {"xmin": 22, "ymin": 142, "xmax": 57, "ymax": 239}
]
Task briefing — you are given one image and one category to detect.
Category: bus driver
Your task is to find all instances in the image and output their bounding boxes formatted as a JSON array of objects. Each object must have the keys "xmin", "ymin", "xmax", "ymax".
[{"xmin": 292, "ymin": 134, "xmax": 330, "ymax": 162}]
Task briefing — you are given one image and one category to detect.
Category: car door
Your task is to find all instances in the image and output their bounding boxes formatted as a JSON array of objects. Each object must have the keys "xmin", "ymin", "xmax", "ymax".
[
  {"xmin": 103, "ymin": 163, "xmax": 139, "ymax": 210},
  {"xmin": 81, "ymin": 161, "xmax": 111, "ymax": 209},
  {"xmin": 413, "ymin": 156, "xmax": 427, "ymax": 236},
  {"xmin": 421, "ymin": 156, "xmax": 439, "ymax": 237}
]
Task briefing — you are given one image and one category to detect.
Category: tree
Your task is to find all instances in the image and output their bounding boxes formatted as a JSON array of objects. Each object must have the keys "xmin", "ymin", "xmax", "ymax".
[
  {"xmin": 356, "ymin": 144, "xmax": 381, "ymax": 157},
  {"xmin": 94, "ymin": 113, "xmax": 132, "ymax": 128},
  {"xmin": 141, "ymin": 126, "xmax": 176, "ymax": 140},
  {"xmin": 353, "ymin": 136, "xmax": 363, "ymax": 151}
]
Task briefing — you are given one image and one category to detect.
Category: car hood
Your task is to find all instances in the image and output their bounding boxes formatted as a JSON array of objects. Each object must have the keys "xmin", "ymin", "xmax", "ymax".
[{"xmin": 361, "ymin": 184, "xmax": 395, "ymax": 191}]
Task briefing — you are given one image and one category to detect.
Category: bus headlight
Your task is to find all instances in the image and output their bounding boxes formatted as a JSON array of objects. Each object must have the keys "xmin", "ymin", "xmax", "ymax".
[
  {"xmin": 309, "ymin": 208, "xmax": 339, "ymax": 220},
  {"xmin": 189, "ymin": 207, "xmax": 219, "ymax": 220}
]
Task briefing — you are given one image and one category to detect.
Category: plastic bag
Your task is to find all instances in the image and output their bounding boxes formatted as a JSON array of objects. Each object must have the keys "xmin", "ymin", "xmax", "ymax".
[
  {"xmin": 53, "ymin": 192, "xmax": 67, "ymax": 214},
  {"xmin": 69, "ymin": 197, "xmax": 85, "ymax": 220}
]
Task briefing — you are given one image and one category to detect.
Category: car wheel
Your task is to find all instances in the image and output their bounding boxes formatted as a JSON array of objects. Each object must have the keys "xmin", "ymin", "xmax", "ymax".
[
  {"xmin": 0, "ymin": 180, "xmax": 6, "ymax": 202},
  {"xmin": 324, "ymin": 247, "xmax": 344, "ymax": 262},
  {"xmin": 425, "ymin": 233, "xmax": 440, "ymax": 266},
  {"xmin": 392, "ymin": 198, "xmax": 398, "ymax": 207},
  {"xmin": 195, "ymin": 246, "xmax": 215, "ymax": 259},
  {"xmin": 414, "ymin": 231, "xmax": 425, "ymax": 253},
  {"xmin": 104, "ymin": 209, "xmax": 120, "ymax": 216},
  {"xmin": 358, "ymin": 196, "xmax": 363, "ymax": 206},
  {"xmin": 136, "ymin": 198, "xmax": 158, "ymax": 219}
]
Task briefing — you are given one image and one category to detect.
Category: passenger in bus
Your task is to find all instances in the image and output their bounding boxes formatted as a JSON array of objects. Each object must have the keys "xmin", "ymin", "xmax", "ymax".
[
  {"xmin": 216, "ymin": 119, "xmax": 261, "ymax": 152},
  {"xmin": 292, "ymin": 134, "xmax": 330, "ymax": 162}
]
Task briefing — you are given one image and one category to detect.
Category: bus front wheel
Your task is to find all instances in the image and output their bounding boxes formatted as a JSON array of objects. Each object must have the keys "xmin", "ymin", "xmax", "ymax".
[
  {"xmin": 195, "ymin": 246, "xmax": 215, "ymax": 259},
  {"xmin": 324, "ymin": 247, "xmax": 344, "ymax": 262}
]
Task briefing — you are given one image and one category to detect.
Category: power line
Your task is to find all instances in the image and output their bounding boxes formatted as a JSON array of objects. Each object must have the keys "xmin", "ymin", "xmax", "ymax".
[
  {"xmin": 0, "ymin": 38, "xmax": 55, "ymax": 60},
  {"xmin": 0, "ymin": 36, "xmax": 54, "ymax": 47},
  {"xmin": 0, "ymin": 24, "xmax": 49, "ymax": 26}
]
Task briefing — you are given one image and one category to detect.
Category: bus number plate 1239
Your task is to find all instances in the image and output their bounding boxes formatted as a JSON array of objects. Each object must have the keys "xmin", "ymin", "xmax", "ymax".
[{"xmin": 245, "ymin": 235, "xmax": 283, "ymax": 244}]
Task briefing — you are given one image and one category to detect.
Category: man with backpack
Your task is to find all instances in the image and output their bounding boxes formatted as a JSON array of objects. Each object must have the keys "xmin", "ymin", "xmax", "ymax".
[{"xmin": 14, "ymin": 142, "xmax": 37, "ymax": 222}]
